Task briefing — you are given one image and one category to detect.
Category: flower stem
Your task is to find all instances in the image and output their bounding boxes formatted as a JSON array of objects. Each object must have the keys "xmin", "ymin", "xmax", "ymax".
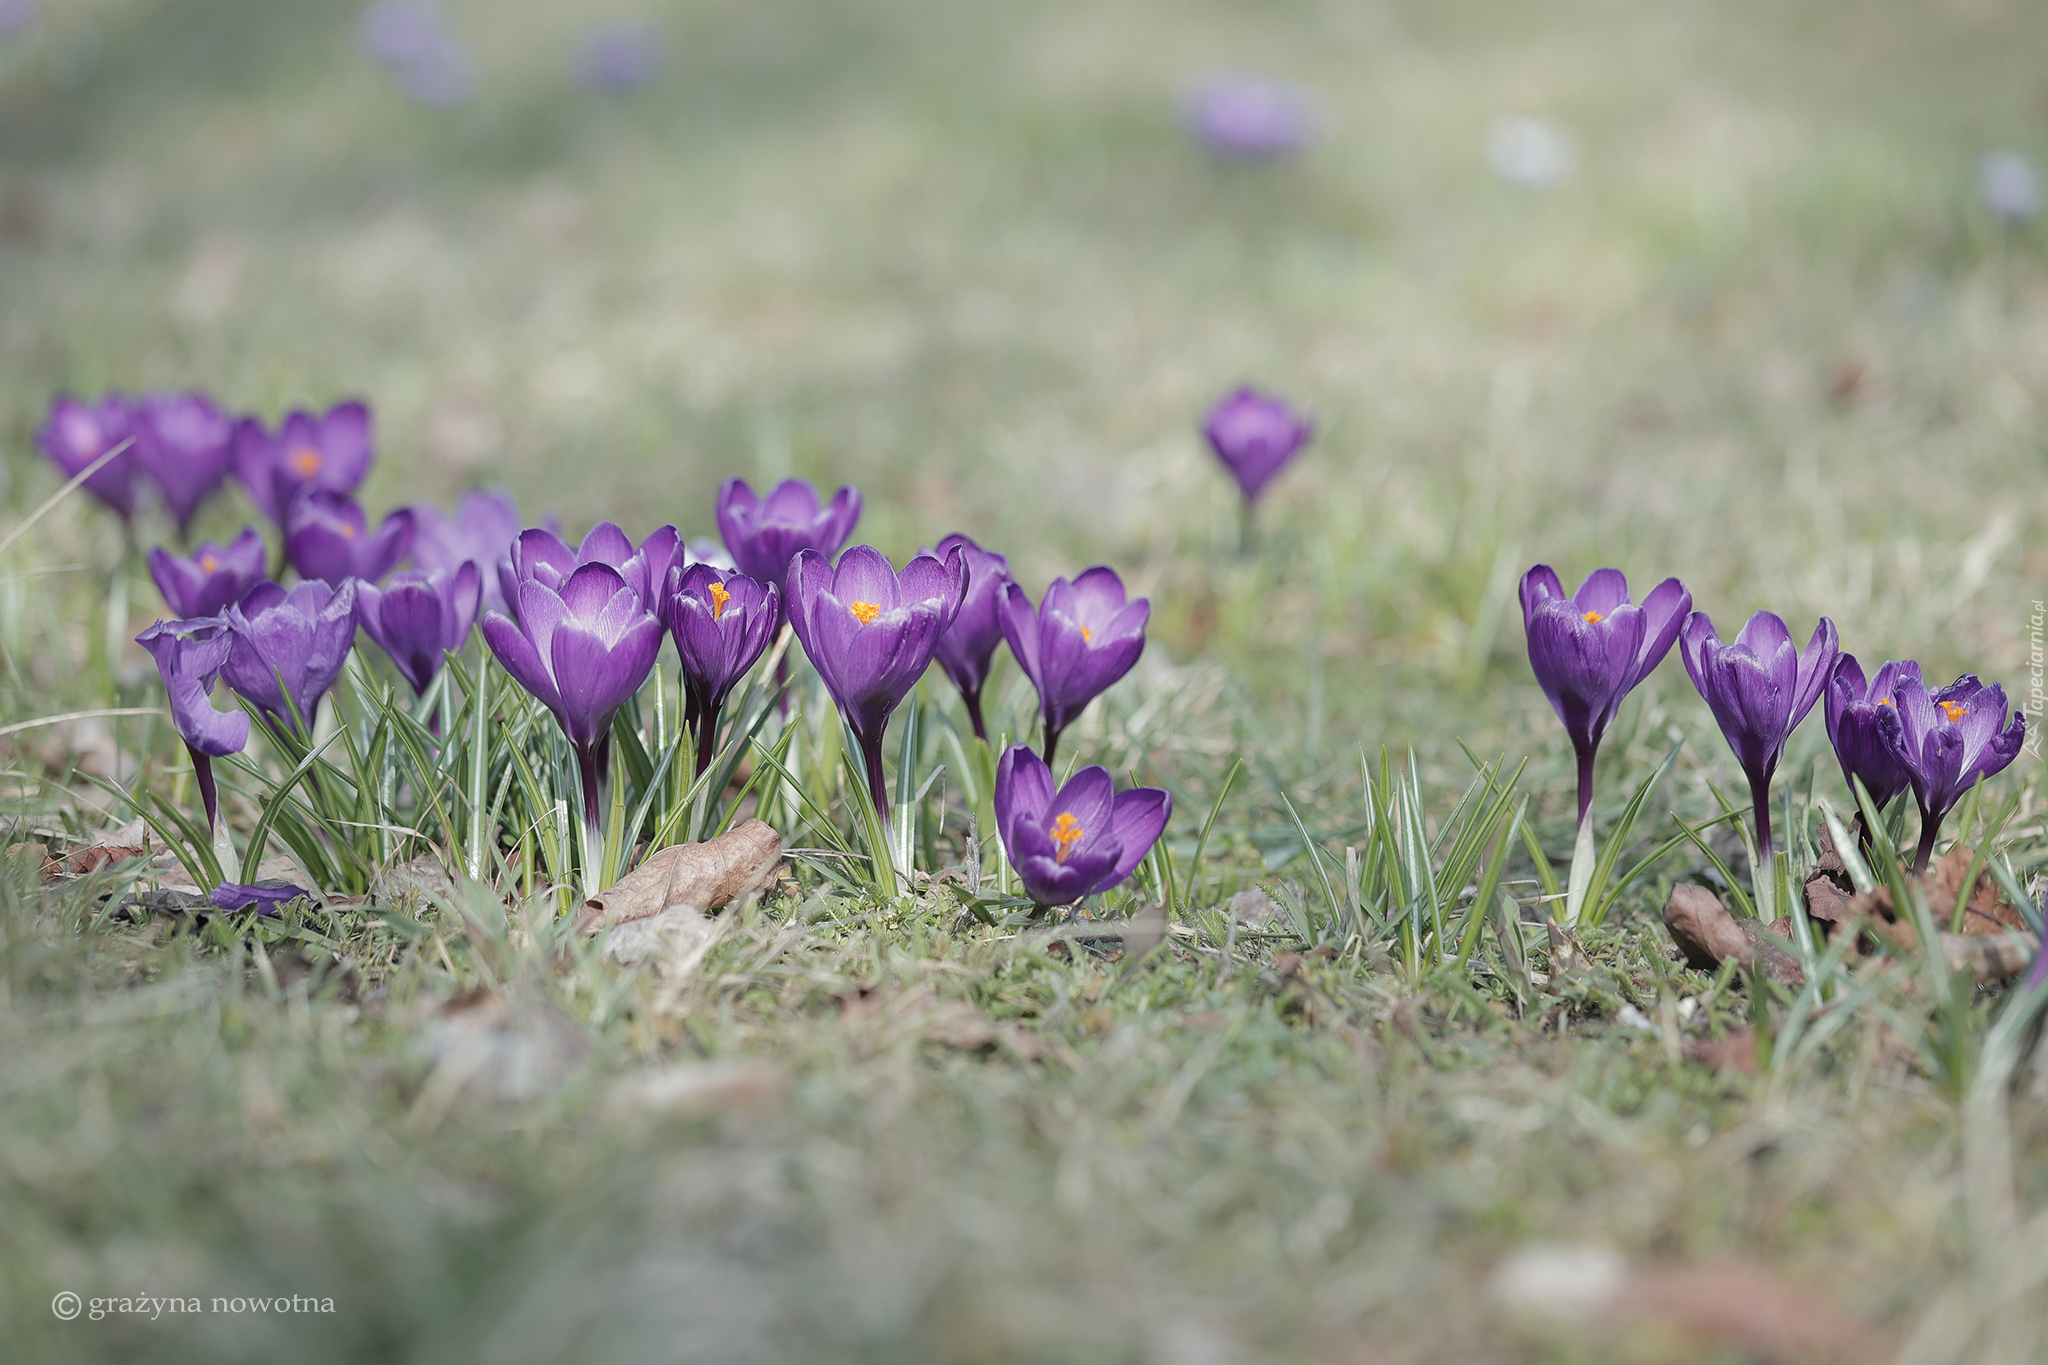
[
  {"xmin": 1574, "ymin": 741, "xmax": 1597, "ymax": 829},
  {"xmin": 1041, "ymin": 719, "xmax": 1063, "ymax": 770},
  {"xmin": 1750, "ymin": 777, "xmax": 1776, "ymax": 920},
  {"xmin": 963, "ymin": 687, "xmax": 987, "ymax": 744},
  {"xmin": 1912, "ymin": 808, "xmax": 1940, "ymax": 875},
  {"xmin": 574, "ymin": 737, "xmax": 608, "ymax": 892},
  {"xmin": 693, "ymin": 700, "xmax": 722, "ymax": 787},
  {"xmin": 856, "ymin": 721, "xmax": 891, "ymax": 837},
  {"xmin": 189, "ymin": 745, "xmax": 218, "ymax": 834}
]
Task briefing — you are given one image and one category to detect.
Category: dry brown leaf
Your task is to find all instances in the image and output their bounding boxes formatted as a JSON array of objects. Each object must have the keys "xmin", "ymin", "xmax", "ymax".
[
  {"xmin": 1838, "ymin": 845, "xmax": 2029, "ymax": 933},
  {"xmin": 1685, "ymin": 1027, "xmax": 1761, "ymax": 1076},
  {"xmin": 1662, "ymin": 885, "xmax": 1805, "ymax": 986},
  {"xmin": 1611, "ymin": 1260, "xmax": 1888, "ymax": 1361},
  {"xmin": 577, "ymin": 818, "xmax": 782, "ymax": 933},
  {"xmin": 925, "ymin": 1001, "xmax": 997, "ymax": 1049},
  {"xmin": 1120, "ymin": 901, "xmax": 1168, "ymax": 970},
  {"xmin": 602, "ymin": 1062, "xmax": 783, "ymax": 1119}
]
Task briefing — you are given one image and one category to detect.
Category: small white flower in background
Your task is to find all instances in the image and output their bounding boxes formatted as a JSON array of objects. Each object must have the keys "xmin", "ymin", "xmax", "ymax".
[
  {"xmin": 1977, "ymin": 149, "xmax": 2041, "ymax": 225},
  {"xmin": 1488, "ymin": 116, "xmax": 1576, "ymax": 189}
]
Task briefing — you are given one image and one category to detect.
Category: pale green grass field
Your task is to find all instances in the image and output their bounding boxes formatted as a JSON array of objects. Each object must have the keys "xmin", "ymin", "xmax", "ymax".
[{"xmin": 2, "ymin": 1, "xmax": 2048, "ymax": 1361}]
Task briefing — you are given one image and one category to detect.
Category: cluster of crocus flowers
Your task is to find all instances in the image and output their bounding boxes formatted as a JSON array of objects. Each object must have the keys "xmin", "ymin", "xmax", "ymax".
[
  {"xmin": 1827, "ymin": 665, "xmax": 2025, "ymax": 873},
  {"xmin": 37, "ymin": 391, "xmax": 238, "ymax": 535},
  {"xmin": 994, "ymin": 746, "xmax": 1171, "ymax": 914}
]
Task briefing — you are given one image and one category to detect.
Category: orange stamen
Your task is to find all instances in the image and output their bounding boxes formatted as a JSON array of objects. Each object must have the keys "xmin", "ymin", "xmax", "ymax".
[
  {"xmin": 1081, "ymin": 626, "xmax": 1093, "ymax": 642},
  {"xmin": 1051, "ymin": 812, "xmax": 1085, "ymax": 863},
  {"xmin": 1939, "ymin": 700, "xmax": 1968, "ymax": 723},
  {"xmin": 287, "ymin": 446, "xmax": 322, "ymax": 479},
  {"xmin": 708, "ymin": 581, "xmax": 731, "ymax": 620},
  {"xmin": 850, "ymin": 600, "xmax": 881, "ymax": 625},
  {"xmin": 1582, "ymin": 610, "xmax": 1604, "ymax": 624},
  {"xmin": 199, "ymin": 555, "xmax": 218, "ymax": 572}
]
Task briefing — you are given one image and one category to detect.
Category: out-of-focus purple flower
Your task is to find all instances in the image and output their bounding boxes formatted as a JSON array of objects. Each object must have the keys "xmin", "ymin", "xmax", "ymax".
[
  {"xmin": 222, "ymin": 578, "xmax": 362, "ymax": 735},
  {"xmin": 664, "ymin": 563, "xmax": 779, "ymax": 777},
  {"xmin": 134, "ymin": 392, "xmax": 235, "ymax": 538},
  {"xmin": 1183, "ymin": 73, "xmax": 1318, "ymax": 160},
  {"xmin": 1823, "ymin": 655, "xmax": 1920, "ymax": 812},
  {"xmin": 1680, "ymin": 609, "xmax": 1838, "ymax": 882},
  {"xmin": 135, "ymin": 617, "xmax": 250, "ymax": 833},
  {"xmin": 149, "ymin": 527, "xmax": 266, "ymax": 619},
  {"xmin": 496, "ymin": 522, "xmax": 681, "ymax": 622},
  {"xmin": 927, "ymin": 533, "xmax": 1013, "ymax": 742},
  {"xmin": 358, "ymin": 563, "xmax": 481, "ymax": 697},
  {"xmin": 285, "ymin": 491, "xmax": 414, "ymax": 586},
  {"xmin": 358, "ymin": 0, "xmax": 475, "ymax": 107},
  {"xmin": 233, "ymin": 400, "xmax": 374, "ymax": 528},
  {"xmin": 999, "ymin": 567, "xmax": 1148, "ymax": 767},
  {"xmin": 1203, "ymin": 388, "xmax": 1313, "ymax": 504},
  {"xmin": 716, "ymin": 478, "xmax": 863, "ymax": 607},
  {"xmin": 1878, "ymin": 673, "xmax": 2026, "ymax": 872},
  {"xmin": 786, "ymin": 544, "xmax": 965, "ymax": 823},
  {"xmin": 409, "ymin": 486, "xmax": 550, "ymax": 615},
  {"xmin": 0, "ymin": 0, "xmax": 42, "ymax": 36},
  {"xmin": 1520, "ymin": 566, "xmax": 1690, "ymax": 827},
  {"xmin": 570, "ymin": 16, "xmax": 666, "ymax": 91},
  {"xmin": 994, "ymin": 745, "xmax": 1171, "ymax": 910},
  {"xmin": 482, "ymin": 564, "xmax": 666, "ymax": 853},
  {"xmin": 1978, "ymin": 150, "xmax": 2041, "ymax": 226},
  {"xmin": 209, "ymin": 881, "xmax": 314, "ymax": 916},
  {"xmin": 36, "ymin": 393, "xmax": 139, "ymax": 520}
]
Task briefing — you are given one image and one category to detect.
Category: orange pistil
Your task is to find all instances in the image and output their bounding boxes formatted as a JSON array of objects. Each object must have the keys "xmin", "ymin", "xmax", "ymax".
[
  {"xmin": 1878, "ymin": 697, "xmax": 1894, "ymax": 707},
  {"xmin": 287, "ymin": 446, "xmax": 323, "ymax": 479},
  {"xmin": 199, "ymin": 555, "xmax": 219, "ymax": 573},
  {"xmin": 708, "ymin": 581, "xmax": 731, "ymax": 620},
  {"xmin": 850, "ymin": 600, "xmax": 881, "ymax": 625},
  {"xmin": 1051, "ymin": 812, "xmax": 1084, "ymax": 862},
  {"xmin": 339, "ymin": 522, "xmax": 356, "ymax": 540},
  {"xmin": 1939, "ymin": 700, "xmax": 1969, "ymax": 723},
  {"xmin": 1582, "ymin": 610, "xmax": 1604, "ymax": 624},
  {"xmin": 1080, "ymin": 626, "xmax": 1093, "ymax": 643}
]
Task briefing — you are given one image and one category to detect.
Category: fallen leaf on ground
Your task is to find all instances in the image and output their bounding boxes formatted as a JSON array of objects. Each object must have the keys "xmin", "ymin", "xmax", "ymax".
[
  {"xmin": 1685, "ymin": 1027, "xmax": 1761, "ymax": 1075},
  {"xmin": 602, "ymin": 1062, "xmax": 783, "ymax": 1119},
  {"xmin": 578, "ymin": 819, "xmax": 782, "ymax": 933},
  {"xmin": 602, "ymin": 904, "xmax": 721, "ymax": 969},
  {"xmin": 1662, "ymin": 885, "xmax": 1805, "ymax": 986}
]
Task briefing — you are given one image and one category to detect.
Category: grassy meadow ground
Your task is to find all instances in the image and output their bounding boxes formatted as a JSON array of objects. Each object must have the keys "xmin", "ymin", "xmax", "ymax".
[{"xmin": 4, "ymin": 0, "xmax": 2048, "ymax": 1361}]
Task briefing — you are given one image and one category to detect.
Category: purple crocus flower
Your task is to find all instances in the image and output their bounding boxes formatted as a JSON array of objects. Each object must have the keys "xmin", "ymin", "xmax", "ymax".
[
  {"xmin": 1203, "ymin": 387, "xmax": 1313, "ymax": 506},
  {"xmin": 481, "ymin": 563, "xmax": 666, "ymax": 859},
  {"xmin": 1183, "ymin": 73, "xmax": 1319, "ymax": 160},
  {"xmin": 409, "ymin": 486, "xmax": 549, "ymax": 615},
  {"xmin": 221, "ymin": 578, "xmax": 362, "ymax": 735},
  {"xmin": 357, "ymin": 563, "xmax": 481, "ymax": 697},
  {"xmin": 999, "ymin": 567, "xmax": 1149, "ymax": 768},
  {"xmin": 358, "ymin": 0, "xmax": 475, "ymax": 106},
  {"xmin": 786, "ymin": 544, "xmax": 966, "ymax": 824},
  {"xmin": 715, "ymin": 477, "xmax": 863, "ymax": 605},
  {"xmin": 232, "ymin": 400, "xmax": 374, "ymax": 528},
  {"xmin": 209, "ymin": 881, "xmax": 314, "ymax": 916},
  {"xmin": 570, "ymin": 16, "xmax": 666, "ymax": 91},
  {"xmin": 927, "ymin": 533, "xmax": 1013, "ymax": 742},
  {"xmin": 36, "ymin": 393, "xmax": 139, "ymax": 520},
  {"xmin": 134, "ymin": 392, "xmax": 235, "ymax": 538},
  {"xmin": 994, "ymin": 745, "xmax": 1171, "ymax": 911},
  {"xmin": 1878, "ymin": 673, "xmax": 2026, "ymax": 873},
  {"xmin": 496, "ymin": 522, "xmax": 681, "ymax": 624},
  {"xmin": 148, "ymin": 527, "xmax": 266, "ymax": 619},
  {"xmin": 1520, "ymin": 566, "xmax": 1691, "ymax": 828},
  {"xmin": 285, "ymin": 492, "xmax": 414, "ymax": 586},
  {"xmin": 663, "ymin": 563, "xmax": 780, "ymax": 778},
  {"xmin": 1680, "ymin": 609, "xmax": 1838, "ymax": 887},
  {"xmin": 1823, "ymin": 655, "xmax": 1921, "ymax": 812},
  {"xmin": 135, "ymin": 617, "xmax": 250, "ymax": 834}
]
